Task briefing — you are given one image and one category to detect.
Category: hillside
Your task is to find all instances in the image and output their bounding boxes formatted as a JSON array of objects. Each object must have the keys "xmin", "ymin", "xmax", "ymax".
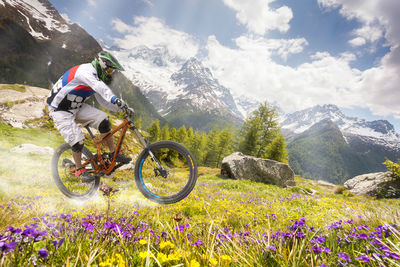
[
  {"xmin": 1, "ymin": 117, "xmax": 399, "ymax": 265},
  {"xmin": 0, "ymin": 0, "xmax": 164, "ymax": 128},
  {"xmin": 287, "ymin": 119, "xmax": 373, "ymax": 184},
  {"xmin": 282, "ymin": 105, "xmax": 400, "ymax": 184}
]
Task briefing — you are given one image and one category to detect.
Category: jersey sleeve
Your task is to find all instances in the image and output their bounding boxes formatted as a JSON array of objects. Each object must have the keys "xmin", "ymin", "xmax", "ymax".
[
  {"xmin": 78, "ymin": 64, "xmax": 122, "ymax": 112},
  {"xmin": 94, "ymin": 93, "xmax": 121, "ymax": 112}
]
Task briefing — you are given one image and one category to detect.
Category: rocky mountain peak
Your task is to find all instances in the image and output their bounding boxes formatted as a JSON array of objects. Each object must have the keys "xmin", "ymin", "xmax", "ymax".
[
  {"xmin": 172, "ymin": 57, "xmax": 214, "ymax": 87},
  {"xmin": 281, "ymin": 104, "xmax": 400, "ymax": 150},
  {"xmin": 0, "ymin": 0, "xmax": 70, "ymax": 40}
]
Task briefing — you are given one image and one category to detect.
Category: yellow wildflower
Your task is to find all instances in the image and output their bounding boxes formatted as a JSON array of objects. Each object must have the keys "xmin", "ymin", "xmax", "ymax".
[
  {"xmin": 160, "ymin": 240, "xmax": 175, "ymax": 249},
  {"xmin": 189, "ymin": 259, "xmax": 200, "ymax": 267},
  {"xmin": 157, "ymin": 252, "xmax": 168, "ymax": 263},
  {"xmin": 167, "ymin": 251, "xmax": 182, "ymax": 261},
  {"xmin": 139, "ymin": 239, "xmax": 147, "ymax": 245},
  {"xmin": 209, "ymin": 257, "xmax": 218, "ymax": 266},
  {"xmin": 99, "ymin": 253, "xmax": 126, "ymax": 267},
  {"xmin": 221, "ymin": 255, "xmax": 232, "ymax": 262},
  {"xmin": 139, "ymin": 251, "xmax": 149, "ymax": 259},
  {"xmin": 115, "ymin": 253, "xmax": 126, "ymax": 267}
]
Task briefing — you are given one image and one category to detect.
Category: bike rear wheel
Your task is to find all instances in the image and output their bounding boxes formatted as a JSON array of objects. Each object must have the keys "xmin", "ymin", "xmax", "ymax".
[
  {"xmin": 134, "ymin": 140, "xmax": 198, "ymax": 204},
  {"xmin": 51, "ymin": 143, "xmax": 100, "ymax": 199}
]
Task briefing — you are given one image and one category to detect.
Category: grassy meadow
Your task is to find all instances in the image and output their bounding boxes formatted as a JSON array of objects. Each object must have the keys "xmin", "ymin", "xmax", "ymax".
[{"xmin": 0, "ymin": 121, "xmax": 400, "ymax": 266}]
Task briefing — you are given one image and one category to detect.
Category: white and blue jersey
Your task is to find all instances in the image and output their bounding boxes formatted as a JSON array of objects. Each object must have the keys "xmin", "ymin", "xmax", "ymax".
[{"xmin": 46, "ymin": 63, "xmax": 119, "ymax": 112}]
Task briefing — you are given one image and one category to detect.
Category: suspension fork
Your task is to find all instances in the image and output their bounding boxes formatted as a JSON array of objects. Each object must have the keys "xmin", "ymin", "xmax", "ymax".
[{"xmin": 131, "ymin": 125, "xmax": 163, "ymax": 169}]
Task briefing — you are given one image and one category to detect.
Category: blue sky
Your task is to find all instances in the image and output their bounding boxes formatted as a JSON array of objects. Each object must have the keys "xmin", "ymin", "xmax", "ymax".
[{"xmin": 50, "ymin": 0, "xmax": 400, "ymax": 131}]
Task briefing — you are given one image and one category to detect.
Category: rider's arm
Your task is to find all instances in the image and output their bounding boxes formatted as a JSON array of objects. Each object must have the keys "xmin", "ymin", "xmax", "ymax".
[
  {"xmin": 79, "ymin": 65, "xmax": 122, "ymax": 112},
  {"xmin": 94, "ymin": 93, "xmax": 122, "ymax": 112}
]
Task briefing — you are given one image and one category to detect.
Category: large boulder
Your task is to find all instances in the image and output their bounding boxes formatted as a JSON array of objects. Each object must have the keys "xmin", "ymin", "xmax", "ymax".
[
  {"xmin": 344, "ymin": 172, "xmax": 400, "ymax": 198},
  {"xmin": 221, "ymin": 152, "xmax": 295, "ymax": 187}
]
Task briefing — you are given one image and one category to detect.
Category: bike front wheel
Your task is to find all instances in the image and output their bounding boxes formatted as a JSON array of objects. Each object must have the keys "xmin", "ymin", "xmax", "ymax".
[
  {"xmin": 51, "ymin": 143, "xmax": 100, "ymax": 199},
  {"xmin": 134, "ymin": 140, "xmax": 198, "ymax": 204}
]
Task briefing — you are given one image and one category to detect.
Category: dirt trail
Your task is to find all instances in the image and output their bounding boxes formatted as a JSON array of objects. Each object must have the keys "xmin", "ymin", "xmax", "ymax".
[{"xmin": 0, "ymin": 84, "xmax": 49, "ymax": 128}]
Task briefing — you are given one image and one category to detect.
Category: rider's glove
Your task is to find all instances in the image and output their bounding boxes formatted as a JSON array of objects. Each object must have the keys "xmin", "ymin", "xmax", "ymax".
[
  {"xmin": 113, "ymin": 98, "xmax": 127, "ymax": 108},
  {"xmin": 126, "ymin": 107, "xmax": 135, "ymax": 117},
  {"xmin": 113, "ymin": 97, "xmax": 134, "ymax": 116}
]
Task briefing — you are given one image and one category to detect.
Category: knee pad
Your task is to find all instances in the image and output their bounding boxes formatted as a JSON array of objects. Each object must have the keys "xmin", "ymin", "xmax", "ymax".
[
  {"xmin": 98, "ymin": 118, "xmax": 111, "ymax": 134},
  {"xmin": 71, "ymin": 140, "xmax": 84, "ymax": 152}
]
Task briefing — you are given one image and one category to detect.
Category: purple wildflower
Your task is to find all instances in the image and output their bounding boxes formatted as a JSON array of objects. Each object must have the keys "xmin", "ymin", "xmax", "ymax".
[
  {"xmin": 265, "ymin": 245, "xmax": 276, "ymax": 251},
  {"xmin": 322, "ymin": 247, "xmax": 331, "ymax": 254},
  {"xmin": 38, "ymin": 248, "xmax": 49, "ymax": 259},
  {"xmin": 355, "ymin": 255, "xmax": 370, "ymax": 263},
  {"xmin": 7, "ymin": 226, "xmax": 22, "ymax": 234},
  {"xmin": 338, "ymin": 252, "xmax": 351, "ymax": 262},
  {"xmin": 311, "ymin": 236, "xmax": 326, "ymax": 244},
  {"xmin": 327, "ymin": 220, "xmax": 343, "ymax": 230},
  {"xmin": 356, "ymin": 233, "xmax": 368, "ymax": 240},
  {"xmin": 357, "ymin": 224, "xmax": 370, "ymax": 231},
  {"xmin": 385, "ymin": 252, "xmax": 400, "ymax": 259},
  {"xmin": 1, "ymin": 241, "xmax": 17, "ymax": 253},
  {"xmin": 312, "ymin": 245, "xmax": 322, "ymax": 254},
  {"xmin": 191, "ymin": 240, "xmax": 203, "ymax": 247},
  {"xmin": 51, "ymin": 238, "xmax": 64, "ymax": 250}
]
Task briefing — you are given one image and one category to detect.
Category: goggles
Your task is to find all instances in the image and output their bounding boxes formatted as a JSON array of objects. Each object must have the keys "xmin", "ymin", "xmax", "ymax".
[{"xmin": 104, "ymin": 67, "xmax": 116, "ymax": 76}]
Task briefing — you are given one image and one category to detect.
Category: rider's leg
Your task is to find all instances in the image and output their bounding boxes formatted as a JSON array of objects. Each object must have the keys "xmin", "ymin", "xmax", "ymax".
[
  {"xmin": 76, "ymin": 104, "xmax": 131, "ymax": 163},
  {"xmin": 71, "ymin": 141, "xmax": 84, "ymax": 169},
  {"xmin": 98, "ymin": 118, "xmax": 115, "ymax": 153}
]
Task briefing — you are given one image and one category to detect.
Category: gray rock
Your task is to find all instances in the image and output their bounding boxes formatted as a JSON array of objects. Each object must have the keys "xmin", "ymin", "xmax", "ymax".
[
  {"xmin": 344, "ymin": 172, "xmax": 400, "ymax": 198},
  {"xmin": 221, "ymin": 152, "xmax": 295, "ymax": 187},
  {"xmin": 10, "ymin": 144, "xmax": 54, "ymax": 155}
]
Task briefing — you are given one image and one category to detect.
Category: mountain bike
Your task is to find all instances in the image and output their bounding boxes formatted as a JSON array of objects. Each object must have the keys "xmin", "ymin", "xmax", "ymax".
[{"xmin": 51, "ymin": 106, "xmax": 198, "ymax": 204}]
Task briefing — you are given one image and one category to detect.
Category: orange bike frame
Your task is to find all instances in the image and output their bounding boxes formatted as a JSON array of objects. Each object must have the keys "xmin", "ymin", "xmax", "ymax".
[{"xmin": 80, "ymin": 118, "xmax": 146, "ymax": 176}]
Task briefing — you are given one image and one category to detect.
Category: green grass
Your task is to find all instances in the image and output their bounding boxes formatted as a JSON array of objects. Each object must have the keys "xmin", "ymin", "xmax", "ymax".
[
  {"xmin": 0, "ymin": 83, "xmax": 27, "ymax": 92},
  {"xmin": 0, "ymin": 122, "xmax": 400, "ymax": 266}
]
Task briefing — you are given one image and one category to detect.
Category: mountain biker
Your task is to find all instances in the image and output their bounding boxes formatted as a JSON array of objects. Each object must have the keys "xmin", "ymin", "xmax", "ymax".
[{"xmin": 47, "ymin": 51, "xmax": 134, "ymax": 182}]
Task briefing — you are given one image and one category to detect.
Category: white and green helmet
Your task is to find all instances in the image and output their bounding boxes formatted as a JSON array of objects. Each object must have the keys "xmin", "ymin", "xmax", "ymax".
[{"xmin": 92, "ymin": 51, "xmax": 124, "ymax": 84}]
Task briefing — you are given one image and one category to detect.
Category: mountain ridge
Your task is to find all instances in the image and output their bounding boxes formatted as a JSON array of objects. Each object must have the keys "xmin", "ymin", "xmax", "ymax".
[{"xmin": 282, "ymin": 104, "xmax": 400, "ymax": 183}]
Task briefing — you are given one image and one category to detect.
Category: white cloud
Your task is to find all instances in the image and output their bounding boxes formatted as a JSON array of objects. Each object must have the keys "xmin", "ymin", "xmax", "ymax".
[
  {"xmin": 111, "ymin": 17, "xmax": 199, "ymax": 60},
  {"xmin": 316, "ymin": 0, "xmax": 400, "ymax": 117},
  {"xmin": 349, "ymin": 37, "xmax": 366, "ymax": 47},
  {"xmin": 222, "ymin": 0, "xmax": 293, "ymax": 35},
  {"xmin": 234, "ymin": 36, "xmax": 308, "ymax": 61},
  {"xmin": 205, "ymin": 37, "xmax": 363, "ymax": 112},
  {"xmin": 109, "ymin": 3, "xmax": 400, "ymax": 119}
]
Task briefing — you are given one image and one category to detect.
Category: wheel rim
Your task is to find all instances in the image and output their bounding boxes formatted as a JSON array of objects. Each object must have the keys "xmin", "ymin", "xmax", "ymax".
[
  {"xmin": 57, "ymin": 147, "xmax": 96, "ymax": 197},
  {"xmin": 138, "ymin": 146, "xmax": 193, "ymax": 199}
]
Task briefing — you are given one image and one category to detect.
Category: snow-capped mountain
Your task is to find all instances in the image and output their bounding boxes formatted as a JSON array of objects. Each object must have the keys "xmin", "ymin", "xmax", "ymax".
[
  {"xmin": 281, "ymin": 104, "xmax": 400, "ymax": 151},
  {"xmin": 111, "ymin": 45, "xmax": 247, "ymax": 130},
  {"xmin": 0, "ymin": 0, "xmax": 101, "ymax": 86},
  {"xmin": 233, "ymin": 94, "xmax": 261, "ymax": 119},
  {"xmin": 0, "ymin": 0, "xmax": 70, "ymax": 40}
]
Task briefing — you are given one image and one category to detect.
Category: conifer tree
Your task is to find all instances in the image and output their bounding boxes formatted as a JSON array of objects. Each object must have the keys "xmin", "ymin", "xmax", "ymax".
[
  {"xmin": 264, "ymin": 133, "xmax": 289, "ymax": 163},
  {"xmin": 177, "ymin": 126, "xmax": 188, "ymax": 145},
  {"xmin": 134, "ymin": 116, "xmax": 142, "ymax": 129},
  {"xmin": 203, "ymin": 126, "xmax": 220, "ymax": 166},
  {"xmin": 146, "ymin": 119, "xmax": 160, "ymax": 142},
  {"xmin": 160, "ymin": 124, "xmax": 170, "ymax": 140},
  {"xmin": 238, "ymin": 101, "xmax": 281, "ymax": 158},
  {"xmin": 190, "ymin": 131, "xmax": 207, "ymax": 164},
  {"xmin": 169, "ymin": 127, "xmax": 177, "ymax": 141},
  {"xmin": 215, "ymin": 129, "xmax": 234, "ymax": 168}
]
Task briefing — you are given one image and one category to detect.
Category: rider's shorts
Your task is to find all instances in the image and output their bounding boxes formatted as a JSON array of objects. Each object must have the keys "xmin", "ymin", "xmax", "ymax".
[{"xmin": 49, "ymin": 103, "xmax": 108, "ymax": 146}]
